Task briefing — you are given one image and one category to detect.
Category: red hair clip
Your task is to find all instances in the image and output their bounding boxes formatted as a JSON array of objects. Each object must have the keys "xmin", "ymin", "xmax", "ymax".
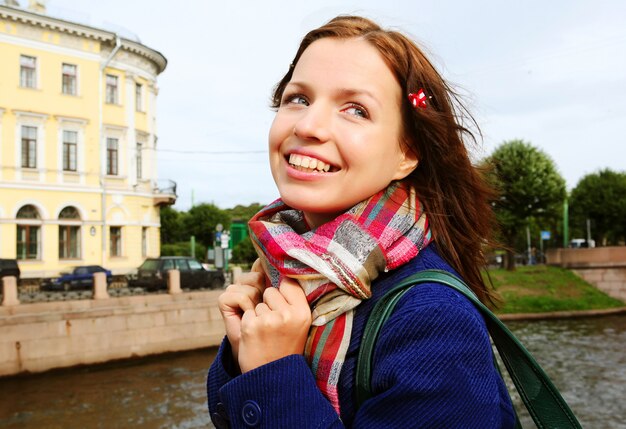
[{"xmin": 408, "ymin": 89, "xmax": 428, "ymax": 109}]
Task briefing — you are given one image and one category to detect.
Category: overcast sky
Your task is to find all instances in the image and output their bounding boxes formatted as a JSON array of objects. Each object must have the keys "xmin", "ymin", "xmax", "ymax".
[{"xmin": 40, "ymin": 0, "xmax": 626, "ymax": 210}]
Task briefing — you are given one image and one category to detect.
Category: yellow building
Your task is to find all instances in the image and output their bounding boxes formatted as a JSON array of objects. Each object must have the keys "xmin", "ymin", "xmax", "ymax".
[{"xmin": 0, "ymin": 2, "xmax": 175, "ymax": 278}]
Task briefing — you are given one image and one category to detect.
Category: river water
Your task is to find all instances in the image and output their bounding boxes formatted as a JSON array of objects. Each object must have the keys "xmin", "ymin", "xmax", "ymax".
[{"xmin": 0, "ymin": 315, "xmax": 624, "ymax": 429}]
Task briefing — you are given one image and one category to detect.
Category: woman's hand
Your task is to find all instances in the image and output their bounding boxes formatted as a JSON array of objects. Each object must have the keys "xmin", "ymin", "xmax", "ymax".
[
  {"xmin": 217, "ymin": 259, "xmax": 267, "ymax": 363},
  {"xmin": 237, "ymin": 277, "xmax": 312, "ymax": 373}
]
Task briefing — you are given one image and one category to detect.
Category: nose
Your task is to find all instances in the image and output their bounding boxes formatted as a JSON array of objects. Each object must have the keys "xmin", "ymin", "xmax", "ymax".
[{"xmin": 293, "ymin": 102, "xmax": 331, "ymax": 143}]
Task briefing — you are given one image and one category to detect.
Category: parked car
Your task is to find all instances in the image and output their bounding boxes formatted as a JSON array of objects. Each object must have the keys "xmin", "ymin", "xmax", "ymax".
[
  {"xmin": 41, "ymin": 265, "xmax": 112, "ymax": 291},
  {"xmin": 129, "ymin": 256, "xmax": 225, "ymax": 291},
  {"xmin": 570, "ymin": 238, "xmax": 596, "ymax": 248},
  {"xmin": 0, "ymin": 259, "xmax": 20, "ymax": 281}
]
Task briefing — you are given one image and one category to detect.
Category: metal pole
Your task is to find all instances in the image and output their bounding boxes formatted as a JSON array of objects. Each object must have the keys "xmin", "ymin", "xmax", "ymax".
[
  {"xmin": 526, "ymin": 225, "xmax": 531, "ymax": 265},
  {"xmin": 190, "ymin": 235, "xmax": 195, "ymax": 258},
  {"xmin": 563, "ymin": 199, "xmax": 569, "ymax": 248},
  {"xmin": 586, "ymin": 218, "xmax": 591, "ymax": 245}
]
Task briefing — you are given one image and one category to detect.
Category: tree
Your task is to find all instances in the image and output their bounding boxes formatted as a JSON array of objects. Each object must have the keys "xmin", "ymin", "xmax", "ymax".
[
  {"xmin": 159, "ymin": 206, "xmax": 184, "ymax": 244},
  {"xmin": 570, "ymin": 169, "xmax": 626, "ymax": 245},
  {"xmin": 226, "ymin": 203, "xmax": 265, "ymax": 222},
  {"xmin": 231, "ymin": 236, "xmax": 258, "ymax": 265},
  {"xmin": 182, "ymin": 203, "xmax": 231, "ymax": 248},
  {"xmin": 485, "ymin": 140, "xmax": 566, "ymax": 270}
]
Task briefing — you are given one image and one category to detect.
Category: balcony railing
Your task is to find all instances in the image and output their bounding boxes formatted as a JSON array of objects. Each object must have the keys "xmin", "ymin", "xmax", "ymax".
[{"xmin": 153, "ymin": 179, "xmax": 177, "ymax": 206}]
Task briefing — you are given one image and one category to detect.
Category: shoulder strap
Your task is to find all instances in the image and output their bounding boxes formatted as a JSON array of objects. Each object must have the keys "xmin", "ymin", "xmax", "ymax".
[{"xmin": 355, "ymin": 269, "xmax": 582, "ymax": 429}]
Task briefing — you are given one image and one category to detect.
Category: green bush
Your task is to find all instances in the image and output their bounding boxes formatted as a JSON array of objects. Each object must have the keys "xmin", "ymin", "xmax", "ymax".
[
  {"xmin": 161, "ymin": 241, "xmax": 207, "ymax": 260},
  {"xmin": 232, "ymin": 236, "xmax": 258, "ymax": 264}
]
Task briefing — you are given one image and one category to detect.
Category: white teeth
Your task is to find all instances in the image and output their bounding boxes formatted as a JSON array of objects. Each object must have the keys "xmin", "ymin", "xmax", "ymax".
[{"xmin": 288, "ymin": 154, "xmax": 331, "ymax": 172}]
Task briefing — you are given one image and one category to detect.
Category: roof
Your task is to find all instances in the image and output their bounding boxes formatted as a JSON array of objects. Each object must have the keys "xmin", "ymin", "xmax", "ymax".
[{"xmin": 0, "ymin": 4, "xmax": 167, "ymax": 73}]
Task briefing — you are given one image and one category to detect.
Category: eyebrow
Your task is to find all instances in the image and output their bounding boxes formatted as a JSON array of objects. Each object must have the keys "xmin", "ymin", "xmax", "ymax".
[{"xmin": 286, "ymin": 81, "xmax": 383, "ymax": 108}]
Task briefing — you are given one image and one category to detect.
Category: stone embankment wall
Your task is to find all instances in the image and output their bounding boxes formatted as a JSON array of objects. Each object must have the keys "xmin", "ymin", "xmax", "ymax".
[
  {"xmin": 0, "ymin": 289, "xmax": 225, "ymax": 377},
  {"xmin": 546, "ymin": 247, "xmax": 626, "ymax": 302}
]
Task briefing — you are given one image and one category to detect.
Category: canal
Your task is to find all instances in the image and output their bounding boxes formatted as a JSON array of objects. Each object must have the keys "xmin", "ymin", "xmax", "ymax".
[{"xmin": 0, "ymin": 314, "xmax": 624, "ymax": 428}]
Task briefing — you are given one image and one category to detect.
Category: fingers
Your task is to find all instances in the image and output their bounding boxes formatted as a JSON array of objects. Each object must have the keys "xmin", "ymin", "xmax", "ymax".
[
  {"xmin": 252, "ymin": 258, "xmax": 272, "ymax": 289},
  {"xmin": 255, "ymin": 302, "xmax": 271, "ymax": 314},
  {"xmin": 278, "ymin": 277, "xmax": 309, "ymax": 306},
  {"xmin": 218, "ymin": 288, "xmax": 257, "ymax": 314},
  {"xmin": 237, "ymin": 270, "xmax": 266, "ymax": 295},
  {"xmin": 218, "ymin": 281, "xmax": 263, "ymax": 314},
  {"xmin": 251, "ymin": 258, "xmax": 263, "ymax": 273}
]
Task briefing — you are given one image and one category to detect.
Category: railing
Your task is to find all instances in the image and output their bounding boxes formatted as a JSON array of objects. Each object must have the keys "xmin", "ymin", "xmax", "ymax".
[
  {"xmin": 153, "ymin": 179, "xmax": 177, "ymax": 197},
  {"xmin": 152, "ymin": 179, "xmax": 177, "ymax": 206}
]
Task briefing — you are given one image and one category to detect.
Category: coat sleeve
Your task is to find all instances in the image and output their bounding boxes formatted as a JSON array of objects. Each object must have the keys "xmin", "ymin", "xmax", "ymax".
[
  {"xmin": 207, "ymin": 337, "xmax": 343, "ymax": 428},
  {"xmin": 352, "ymin": 285, "xmax": 515, "ymax": 428}
]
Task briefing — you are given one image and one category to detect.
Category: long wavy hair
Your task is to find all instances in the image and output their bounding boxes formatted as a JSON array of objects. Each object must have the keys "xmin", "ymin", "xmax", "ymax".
[{"xmin": 271, "ymin": 15, "xmax": 498, "ymax": 304}]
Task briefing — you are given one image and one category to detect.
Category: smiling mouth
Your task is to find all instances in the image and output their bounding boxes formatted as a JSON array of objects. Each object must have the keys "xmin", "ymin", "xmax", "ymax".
[{"xmin": 287, "ymin": 154, "xmax": 337, "ymax": 173}]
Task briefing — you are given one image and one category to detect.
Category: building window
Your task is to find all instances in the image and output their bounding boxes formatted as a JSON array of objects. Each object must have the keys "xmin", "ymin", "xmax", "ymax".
[
  {"xmin": 136, "ymin": 142, "xmax": 143, "ymax": 179},
  {"xmin": 142, "ymin": 227, "xmax": 147, "ymax": 257},
  {"xmin": 59, "ymin": 206, "xmax": 81, "ymax": 259},
  {"xmin": 16, "ymin": 205, "xmax": 41, "ymax": 260},
  {"xmin": 62, "ymin": 130, "xmax": 78, "ymax": 171},
  {"xmin": 20, "ymin": 55, "xmax": 37, "ymax": 88},
  {"xmin": 106, "ymin": 137, "xmax": 118, "ymax": 175},
  {"xmin": 110, "ymin": 226, "xmax": 122, "ymax": 257},
  {"xmin": 105, "ymin": 74, "xmax": 118, "ymax": 104},
  {"xmin": 21, "ymin": 125, "xmax": 37, "ymax": 168},
  {"xmin": 62, "ymin": 63, "xmax": 77, "ymax": 95},
  {"xmin": 135, "ymin": 83, "xmax": 143, "ymax": 111}
]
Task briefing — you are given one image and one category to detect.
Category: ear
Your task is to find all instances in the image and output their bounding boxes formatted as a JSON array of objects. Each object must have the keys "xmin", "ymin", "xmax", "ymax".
[{"xmin": 392, "ymin": 147, "xmax": 419, "ymax": 181}]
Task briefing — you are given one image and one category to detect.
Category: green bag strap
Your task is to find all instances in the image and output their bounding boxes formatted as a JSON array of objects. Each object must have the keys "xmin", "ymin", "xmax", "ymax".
[{"xmin": 355, "ymin": 269, "xmax": 582, "ymax": 429}]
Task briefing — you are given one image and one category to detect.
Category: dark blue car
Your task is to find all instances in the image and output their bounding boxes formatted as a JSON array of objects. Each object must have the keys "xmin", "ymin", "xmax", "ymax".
[{"xmin": 42, "ymin": 265, "xmax": 112, "ymax": 291}]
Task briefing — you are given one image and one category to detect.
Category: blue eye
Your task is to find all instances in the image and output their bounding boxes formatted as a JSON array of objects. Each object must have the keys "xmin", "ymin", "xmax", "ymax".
[
  {"xmin": 344, "ymin": 103, "xmax": 369, "ymax": 119},
  {"xmin": 283, "ymin": 94, "xmax": 309, "ymax": 106}
]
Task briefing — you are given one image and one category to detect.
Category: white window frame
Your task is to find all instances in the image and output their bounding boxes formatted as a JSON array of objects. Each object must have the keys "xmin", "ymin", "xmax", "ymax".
[
  {"xmin": 106, "ymin": 137, "xmax": 119, "ymax": 176},
  {"xmin": 104, "ymin": 125, "xmax": 127, "ymax": 179},
  {"xmin": 135, "ymin": 82, "xmax": 143, "ymax": 112},
  {"xmin": 15, "ymin": 204, "xmax": 44, "ymax": 261},
  {"xmin": 20, "ymin": 54, "xmax": 37, "ymax": 89},
  {"xmin": 142, "ymin": 226, "xmax": 148, "ymax": 258},
  {"xmin": 21, "ymin": 125, "xmax": 37, "ymax": 168},
  {"xmin": 62, "ymin": 130, "xmax": 78, "ymax": 171},
  {"xmin": 56, "ymin": 117, "xmax": 87, "ymax": 184},
  {"xmin": 58, "ymin": 206, "xmax": 82, "ymax": 260},
  {"xmin": 14, "ymin": 112, "xmax": 47, "ymax": 181},
  {"xmin": 109, "ymin": 226, "xmax": 122, "ymax": 257},
  {"xmin": 105, "ymin": 74, "xmax": 119, "ymax": 104},
  {"xmin": 62, "ymin": 63, "xmax": 78, "ymax": 96},
  {"xmin": 136, "ymin": 141, "xmax": 143, "ymax": 180}
]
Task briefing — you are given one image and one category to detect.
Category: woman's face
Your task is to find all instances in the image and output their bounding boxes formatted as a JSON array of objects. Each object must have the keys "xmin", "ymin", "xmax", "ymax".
[{"xmin": 269, "ymin": 37, "xmax": 417, "ymax": 228}]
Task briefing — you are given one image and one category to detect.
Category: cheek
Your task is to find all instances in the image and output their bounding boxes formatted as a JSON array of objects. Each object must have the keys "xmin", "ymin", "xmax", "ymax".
[{"xmin": 268, "ymin": 112, "xmax": 291, "ymax": 148}]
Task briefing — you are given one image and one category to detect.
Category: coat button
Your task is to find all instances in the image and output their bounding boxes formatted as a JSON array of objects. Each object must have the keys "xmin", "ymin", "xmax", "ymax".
[
  {"xmin": 216, "ymin": 402, "xmax": 229, "ymax": 420},
  {"xmin": 241, "ymin": 400, "xmax": 262, "ymax": 427},
  {"xmin": 212, "ymin": 412, "xmax": 230, "ymax": 429}
]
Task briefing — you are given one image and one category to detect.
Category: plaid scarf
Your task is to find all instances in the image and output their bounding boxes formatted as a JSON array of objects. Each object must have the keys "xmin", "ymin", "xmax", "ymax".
[{"xmin": 248, "ymin": 182, "xmax": 432, "ymax": 413}]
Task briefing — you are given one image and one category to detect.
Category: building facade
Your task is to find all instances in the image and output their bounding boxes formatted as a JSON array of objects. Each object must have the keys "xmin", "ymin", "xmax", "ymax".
[{"xmin": 0, "ymin": 3, "xmax": 175, "ymax": 278}]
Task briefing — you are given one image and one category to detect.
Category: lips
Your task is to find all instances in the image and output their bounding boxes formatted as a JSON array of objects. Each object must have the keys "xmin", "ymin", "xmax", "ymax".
[{"xmin": 287, "ymin": 153, "xmax": 336, "ymax": 173}]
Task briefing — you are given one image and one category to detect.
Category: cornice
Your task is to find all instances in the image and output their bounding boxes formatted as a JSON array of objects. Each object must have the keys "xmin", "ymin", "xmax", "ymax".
[
  {"xmin": 54, "ymin": 115, "xmax": 89, "ymax": 125},
  {"xmin": 0, "ymin": 5, "xmax": 167, "ymax": 74},
  {"xmin": 12, "ymin": 109, "xmax": 49, "ymax": 120}
]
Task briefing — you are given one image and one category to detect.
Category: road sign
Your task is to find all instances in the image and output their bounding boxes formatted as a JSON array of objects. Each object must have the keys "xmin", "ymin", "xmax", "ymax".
[
  {"xmin": 220, "ymin": 232, "xmax": 230, "ymax": 249},
  {"xmin": 541, "ymin": 231, "xmax": 551, "ymax": 240}
]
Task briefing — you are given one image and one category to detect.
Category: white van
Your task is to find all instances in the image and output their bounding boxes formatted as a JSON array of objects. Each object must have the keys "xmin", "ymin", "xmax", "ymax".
[{"xmin": 570, "ymin": 238, "xmax": 596, "ymax": 248}]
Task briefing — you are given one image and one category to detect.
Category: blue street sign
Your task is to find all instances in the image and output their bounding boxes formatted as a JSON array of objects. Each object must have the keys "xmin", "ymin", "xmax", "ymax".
[{"xmin": 541, "ymin": 231, "xmax": 551, "ymax": 240}]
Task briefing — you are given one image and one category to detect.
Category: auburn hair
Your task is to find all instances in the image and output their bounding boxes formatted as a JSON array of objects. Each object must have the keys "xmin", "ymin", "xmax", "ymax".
[{"xmin": 271, "ymin": 15, "xmax": 498, "ymax": 304}]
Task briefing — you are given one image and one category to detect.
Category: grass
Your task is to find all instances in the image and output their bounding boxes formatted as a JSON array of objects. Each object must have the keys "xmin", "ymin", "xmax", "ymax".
[{"xmin": 485, "ymin": 265, "xmax": 625, "ymax": 314}]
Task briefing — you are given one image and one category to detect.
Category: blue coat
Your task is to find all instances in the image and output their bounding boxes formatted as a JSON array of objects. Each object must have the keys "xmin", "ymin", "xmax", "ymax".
[{"xmin": 207, "ymin": 245, "xmax": 516, "ymax": 428}]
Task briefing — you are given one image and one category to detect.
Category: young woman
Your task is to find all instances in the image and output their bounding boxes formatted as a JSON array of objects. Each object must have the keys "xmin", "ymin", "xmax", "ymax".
[{"xmin": 207, "ymin": 15, "xmax": 516, "ymax": 428}]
